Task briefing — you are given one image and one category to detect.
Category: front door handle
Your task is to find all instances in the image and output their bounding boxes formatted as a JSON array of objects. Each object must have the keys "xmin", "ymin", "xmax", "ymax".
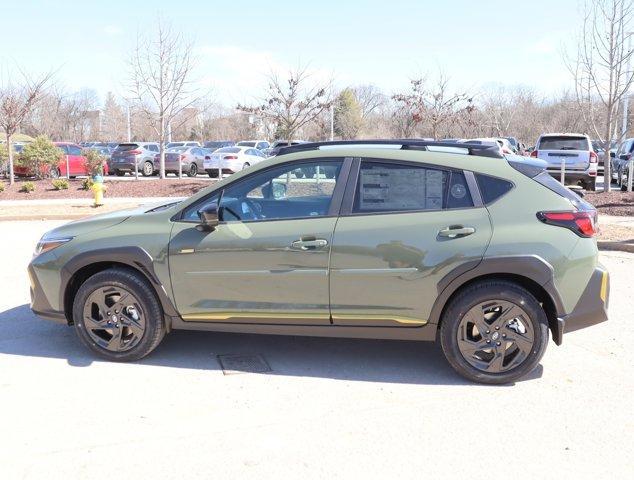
[
  {"xmin": 291, "ymin": 238, "xmax": 329, "ymax": 250},
  {"xmin": 438, "ymin": 226, "xmax": 476, "ymax": 238}
]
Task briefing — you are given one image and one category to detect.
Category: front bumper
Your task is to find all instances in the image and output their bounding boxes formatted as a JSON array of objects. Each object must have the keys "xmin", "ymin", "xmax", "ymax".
[
  {"xmin": 28, "ymin": 263, "xmax": 66, "ymax": 324},
  {"xmin": 552, "ymin": 266, "xmax": 609, "ymax": 345}
]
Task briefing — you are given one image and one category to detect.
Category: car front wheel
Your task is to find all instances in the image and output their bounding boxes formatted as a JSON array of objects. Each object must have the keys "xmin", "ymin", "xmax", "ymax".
[
  {"xmin": 72, "ymin": 268, "xmax": 166, "ymax": 361},
  {"xmin": 142, "ymin": 161, "xmax": 154, "ymax": 177},
  {"xmin": 440, "ymin": 280, "xmax": 549, "ymax": 384}
]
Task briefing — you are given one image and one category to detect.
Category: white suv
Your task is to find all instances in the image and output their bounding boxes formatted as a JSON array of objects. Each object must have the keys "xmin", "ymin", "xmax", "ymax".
[{"xmin": 531, "ymin": 133, "xmax": 598, "ymax": 191}]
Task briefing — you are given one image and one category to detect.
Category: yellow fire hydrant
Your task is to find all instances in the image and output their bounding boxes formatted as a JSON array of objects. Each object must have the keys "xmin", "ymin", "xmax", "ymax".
[{"xmin": 90, "ymin": 175, "xmax": 106, "ymax": 207}]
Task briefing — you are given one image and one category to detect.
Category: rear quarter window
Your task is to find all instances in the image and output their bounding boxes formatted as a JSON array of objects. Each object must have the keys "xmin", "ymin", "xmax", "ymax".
[{"xmin": 475, "ymin": 174, "xmax": 514, "ymax": 204}]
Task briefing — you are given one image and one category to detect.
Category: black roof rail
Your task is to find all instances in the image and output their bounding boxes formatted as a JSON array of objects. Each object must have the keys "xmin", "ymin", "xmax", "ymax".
[{"xmin": 276, "ymin": 139, "xmax": 503, "ymax": 158}]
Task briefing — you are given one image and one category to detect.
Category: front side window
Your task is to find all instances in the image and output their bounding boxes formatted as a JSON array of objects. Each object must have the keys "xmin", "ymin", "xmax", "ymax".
[
  {"xmin": 181, "ymin": 160, "xmax": 343, "ymax": 223},
  {"xmin": 353, "ymin": 161, "xmax": 473, "ymax": 213}
]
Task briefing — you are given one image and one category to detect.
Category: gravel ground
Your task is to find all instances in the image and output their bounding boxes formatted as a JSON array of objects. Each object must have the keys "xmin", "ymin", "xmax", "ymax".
[
  {"xmin": 585, "ymin": 191, "xmax": 634, "ymax": 216},
  {"xmin": 0, "ymin": 220, "xmax": 632, "ymax": 480}
]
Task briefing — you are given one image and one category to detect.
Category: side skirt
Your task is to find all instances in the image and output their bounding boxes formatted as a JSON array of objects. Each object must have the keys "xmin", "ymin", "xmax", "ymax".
[{"xmin": 170, "ymin": 317, "xmax": 438, "ymax": 341}]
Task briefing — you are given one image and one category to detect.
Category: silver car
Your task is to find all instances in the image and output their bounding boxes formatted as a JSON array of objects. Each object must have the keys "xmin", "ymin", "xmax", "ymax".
[
  {"xmin": 154, "ymin": 147, "xmax": 211, "ymax": 177},
  {"xmin": 203, "ymin": 146, "xmax": 267, "ymax": 177},
  {"xmin": 109, "ymin": 142, "xmax": 160, "ymax": 176}
]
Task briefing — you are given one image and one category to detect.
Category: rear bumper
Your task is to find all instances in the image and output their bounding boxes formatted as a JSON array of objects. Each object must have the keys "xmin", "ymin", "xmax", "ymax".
[
  {"xmin": 552, "ymin": 266, "xmax": 609, "ymax": 345},
  {"xmin": 546, "ymin": 170, "xmax": 595, "ymax": 184}
]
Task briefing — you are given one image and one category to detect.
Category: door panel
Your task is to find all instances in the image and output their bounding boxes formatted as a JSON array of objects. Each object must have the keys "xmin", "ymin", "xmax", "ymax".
[
  {"xmin": 169, "ymin": 218, "xmax": 336, "ymax": 324},
  {"xmin": 330, "ymin": 209, "xmax": 492, "ymax": 327}
]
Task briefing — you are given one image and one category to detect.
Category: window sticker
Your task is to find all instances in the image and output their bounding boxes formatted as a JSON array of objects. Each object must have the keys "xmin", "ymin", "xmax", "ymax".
[{"xmin": 359, "ymin": 167, "xmax": 443, "ymax": 211}]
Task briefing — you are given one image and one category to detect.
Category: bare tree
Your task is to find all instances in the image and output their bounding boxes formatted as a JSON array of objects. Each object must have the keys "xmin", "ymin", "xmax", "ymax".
[
  {"xmin": 353, "ymin": 84, "xmax": 387, "ymax": 120},
  {"xmin": 0, "ymin": 68, "xmax": 52, "ymax": 184},
  {"xmin": 128, "ymin": 19, "xmax": 200, "ymax": 179},
  {"xmin": 238, "ymin": 65, "xmax": 333, "ymax": 142},
  {"xmin": 393, "ymin": 74, "xmax": 470, "ymax": 139},
  {"xmin": 567, "ymin": 0, "xmax": 634, "ymax": 191}
]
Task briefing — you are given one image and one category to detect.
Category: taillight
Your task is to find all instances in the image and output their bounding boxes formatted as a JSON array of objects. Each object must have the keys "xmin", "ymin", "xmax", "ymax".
[
  {"xmin": 537, "ymin": 210, "xmax": 597, "ymax": 237},
  {"xmin": 589, "ymin": 151, "xmax": 598, "ymax": 163},
  {"xmin": 223, "ymin": 155, "xmax": 238, "ymax": 160},
  {"xmin": 530, "ymin": 150, "xmax": 538, "ymax": 158},
  {"xmin": 180, "ymin": 154, "xmax": 186, "ymax": 160}
]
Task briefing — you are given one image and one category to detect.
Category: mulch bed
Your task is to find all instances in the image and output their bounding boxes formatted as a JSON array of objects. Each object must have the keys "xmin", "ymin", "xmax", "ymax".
[
  {"xmin": 0, "ymin": 178, "xmax": 213, "ymax": 200},
  {"xmin": 585, "ymin": 191, "xmax": 634, "ymax": 217}
]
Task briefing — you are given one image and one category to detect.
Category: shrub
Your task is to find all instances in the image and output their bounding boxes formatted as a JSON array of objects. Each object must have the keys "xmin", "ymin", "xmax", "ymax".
[
  {"xmin": 20, "ymin": 181, "xmax": 35, "ymax": 193},
  {"xmin": 82, "ymin": 148, "xmax": 105, "ymax": 176},
  {"xmin": 18, "ymin": 136, "xmax": 63, "ymax": 180},
  {"xmin": 52, "ymin": 179, "xmax": 69, "ymax": 190},
  {"xmin": 0, "ymin": 183, "xmax": 5, "ymax": 193},
  {"xmin": 81, "ymin": 177, "xmax": 94, "ymax": 190}
]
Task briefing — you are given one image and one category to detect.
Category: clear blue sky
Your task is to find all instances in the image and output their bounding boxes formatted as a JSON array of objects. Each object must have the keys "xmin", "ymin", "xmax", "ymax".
[{"xmin": 2, "ymin": 0, "xmax": 584, "ymax": 105}]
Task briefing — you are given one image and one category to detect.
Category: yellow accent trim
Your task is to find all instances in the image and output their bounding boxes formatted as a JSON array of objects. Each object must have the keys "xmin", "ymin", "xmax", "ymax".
[
  {"xmin": 182, "ymin": 312, "xmax": 330, "ymax": 321},
  {"xmin": 331, "ymin": 314, "xmax": 427, "ymax": 325},
  {"xmin": 600, "ymin": 271, "xmax": 608, "ymax": 302}
]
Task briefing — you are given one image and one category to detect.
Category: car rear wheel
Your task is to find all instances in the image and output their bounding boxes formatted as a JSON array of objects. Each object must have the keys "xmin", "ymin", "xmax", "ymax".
[
  {"xmin": 207, "ymin": 169, "xmax": 219, "ymax": 178},
  {"xmin": 115, "ymin": 170, "xmax": 125, "ymax": 177},
  {"xmin": 440, "ymin": 280, "xmax": 549, "ymax": 384},
  {"xmin": 242, "ymin": 162, "xmax": 250, "ymax": 170},
  {"xmin": 142, "ymin": 161, "xmax": 154, "ymax": 177},
  {"xmin": 187, "ymin": 163, "xmax": 198, "ymax": 177},
  {"xmin": 72, "ymin": 268, "xmax": 166, "ymax": 361}
]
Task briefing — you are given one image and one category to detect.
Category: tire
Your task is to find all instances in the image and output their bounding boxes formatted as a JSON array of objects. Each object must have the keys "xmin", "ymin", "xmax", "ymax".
[
  {"xmin": 584, "ymin": 178, "xmax": 596, "ymax": 191},
  {"xmin": 72, "ymin": 268, "xmax": 166, "ymax": 362},
  {"xmin": 50, "ymin": 167, "xmax": 61, "ymax": 179},
  {"xmin": 142, "ymin": 161, "xmax": 154, "ymax": 177},
  {"xmin": 207, "ymin": 169, "xmax": 219, "ymax": 178},
  {"xmin": 439, "ymin": 280, "xmax": 549, "ymax": 384},
  {"xmin": 294, "ymin": 169, "xmax": 305, "ymax": 178},
  {"xmin": 242, "ymin": 162, "xmax": 250, "ymax": 170},
  {"xmin": 115, "ymin": 170, "xmax": 125, "ymax": 177},
  {"xmin": 187, "ymin": 163, "xmax": 198, "ymax": 177}
]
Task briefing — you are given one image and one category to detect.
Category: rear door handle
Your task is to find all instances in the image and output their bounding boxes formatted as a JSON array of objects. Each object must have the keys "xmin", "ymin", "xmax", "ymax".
[
  {"xmin": 438, "ymin": 226, "xmax": 476, "ymax": 238},
  {"xmin": 291, "ymin": 238, "xmax": 328, "ymax": 250}
]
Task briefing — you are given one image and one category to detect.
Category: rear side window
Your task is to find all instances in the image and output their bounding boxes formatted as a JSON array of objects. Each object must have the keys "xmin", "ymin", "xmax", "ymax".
[
  {"xmin": 148, "ymin": 144, "xmax": 159, "ymax": 152},
  {"xmin": 538, "ymin": 136, "xmax": 589, "ymax": 151},
  {"xmin": 68, "ymin": 145, "xmax": 82, "ymax": 155},
  {"xmin": 353, "ymin": 161, "xmax": 473, "ymax": 213},
  {"xmin": 476, "ymin": 174, "xmax": 514, "ymax": 204}
]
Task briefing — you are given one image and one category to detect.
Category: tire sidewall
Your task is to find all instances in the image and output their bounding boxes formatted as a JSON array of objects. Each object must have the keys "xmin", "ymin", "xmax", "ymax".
[
  {"xmin": 440, "ymin": 282, "xmax": 549, "ymax": 384},
  {"xmin": 72, "ymin": 269, "xmax": 164, "ymax": 361}
]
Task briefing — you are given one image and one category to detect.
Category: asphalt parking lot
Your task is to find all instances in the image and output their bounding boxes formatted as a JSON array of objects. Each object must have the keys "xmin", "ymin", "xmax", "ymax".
[{"xmin": 0, "ymin": 220, "xmax": 632, "ymax": 479}]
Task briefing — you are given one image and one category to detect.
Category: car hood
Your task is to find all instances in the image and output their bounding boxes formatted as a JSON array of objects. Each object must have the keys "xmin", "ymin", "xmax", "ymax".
[{"xmin": 44, "ymin": 200, "xmax": 180, "ymax": 239}]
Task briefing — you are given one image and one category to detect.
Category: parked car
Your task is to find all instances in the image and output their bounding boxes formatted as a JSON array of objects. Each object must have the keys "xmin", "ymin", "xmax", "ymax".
[
  {"xmin": 203, "ymin": 141, "xmax": 235, "ymax": 151},
  {"xmin": 611, "ymin": 138, "xmax": 634, "ymax": 188},
  {"xmin": 166, "ymin": 141, "xmax": 201, "ymax": 149},
  {"xmin": 109, "ymin": 142, "xmax": 160, "ymax": 176},
  {"xmin": 14, "ymin": 142, "xmax": 109, "ymax": 178},
  {"xmin": 153, "ymin": 147, "xmax": 211, "ymax": 177},
  {"xmin": 28, "ymin": 139, "xmax": 608, "ymax": 384},
  {"xmin": 236, "ymin": 140, "xmax": 270, "ymax": 151},
  {"xmin": 266, "ymin": 140, "xmax": 309, "ymax": 157},
  {"xmin": 591, "ymin": 140, "xmax": 617, "ymax": 171},
  {"xmin": 530, "ymin": 133, "xmax": 598, "ymax": 191},
  {"xmin": 203, "ymin": 146, "xmax": 267, "ymax": 177}
]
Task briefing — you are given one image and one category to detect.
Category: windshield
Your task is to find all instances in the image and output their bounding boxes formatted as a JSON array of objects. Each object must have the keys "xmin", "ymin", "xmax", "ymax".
[
  {"xmin": 216, "ymin": 147, "xmax": 241, "ymax": 153},
  {"xmin": 115, "ymin": 143, "xmax": 139, "ymax": 151},
  {"xmin": 539, "ymin": 136, "xmax": 589, "ymax": 151},
  {"xmin": 167, "ymin": 147, "xmax": 188, "ymax": 153},
  {"xmin": 237, "ymin": 141, "xmax": 256, "ymax": 147}
]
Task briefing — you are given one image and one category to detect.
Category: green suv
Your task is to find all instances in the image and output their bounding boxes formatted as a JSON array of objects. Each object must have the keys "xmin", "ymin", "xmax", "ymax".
[{"xmin": 28, "ymin": 140, "xmax": 609, "ymax": 384}]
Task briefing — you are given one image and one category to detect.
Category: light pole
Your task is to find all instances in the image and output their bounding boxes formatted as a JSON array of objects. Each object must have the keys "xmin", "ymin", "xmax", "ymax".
[{"xmin": 329, "ymin": 105, "xmax": 334, "ymax": 141}]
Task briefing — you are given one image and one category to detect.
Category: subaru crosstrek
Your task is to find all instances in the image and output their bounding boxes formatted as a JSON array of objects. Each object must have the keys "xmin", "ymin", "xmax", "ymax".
[{"xmin": 28, "ymin": 140, "xmax": 609, "ymax": 384}]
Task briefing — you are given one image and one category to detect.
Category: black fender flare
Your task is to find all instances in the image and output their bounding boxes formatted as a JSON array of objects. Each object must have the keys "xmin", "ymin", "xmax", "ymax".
[
  {"xmin": 428, "ymin": 254, "xmax": 565, "ymax": 325},
  {"xmin": 60, "ymin": 246, "xmax": 179, "ymax": 320}
]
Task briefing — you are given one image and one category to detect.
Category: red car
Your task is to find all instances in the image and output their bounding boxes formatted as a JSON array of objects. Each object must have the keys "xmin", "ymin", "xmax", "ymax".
[{"xmin": 14, "ymin": 142, "xmax": 109, "ymax": 178}]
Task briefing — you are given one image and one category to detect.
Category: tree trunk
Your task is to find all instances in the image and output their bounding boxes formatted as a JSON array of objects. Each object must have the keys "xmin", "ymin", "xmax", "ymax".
[
  {"xmin": 604, "ymin": 106, "xmax": 613, "ymax": 194},
  {"xmin": 7, "ymin": 133, "xmax": 14, "ymax": 186}
]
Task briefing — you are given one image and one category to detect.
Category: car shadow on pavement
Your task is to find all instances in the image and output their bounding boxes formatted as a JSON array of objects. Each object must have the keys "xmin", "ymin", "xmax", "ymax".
[{"xmin": 0, "ymin": 304, "xmax": 543, "ymax": 386}]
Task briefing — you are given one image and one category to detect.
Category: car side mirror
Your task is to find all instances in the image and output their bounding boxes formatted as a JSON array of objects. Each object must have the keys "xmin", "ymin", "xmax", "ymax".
[
  {"xmin": 205, "ymin": 155, "xmax": 211, "ymax": 160},
  {"xmin": 611, "ymin": 151, "xmax": 616, "ymax": 158},
  {"xmin": 197, "ymin": 202, "xmax": 220, "ymax": 232}
]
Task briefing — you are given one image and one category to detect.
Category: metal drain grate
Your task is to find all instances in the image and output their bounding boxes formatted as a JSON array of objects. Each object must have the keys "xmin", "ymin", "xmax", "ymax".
[{"xmin": 217, "ymin": 354, "xmax": 272, "ymax": 375}]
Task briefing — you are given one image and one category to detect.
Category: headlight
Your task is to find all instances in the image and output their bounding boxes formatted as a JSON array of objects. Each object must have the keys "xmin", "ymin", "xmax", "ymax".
[{"xmin": 34, "ymin": 237, "xmax": 74, "ymax": 256}]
